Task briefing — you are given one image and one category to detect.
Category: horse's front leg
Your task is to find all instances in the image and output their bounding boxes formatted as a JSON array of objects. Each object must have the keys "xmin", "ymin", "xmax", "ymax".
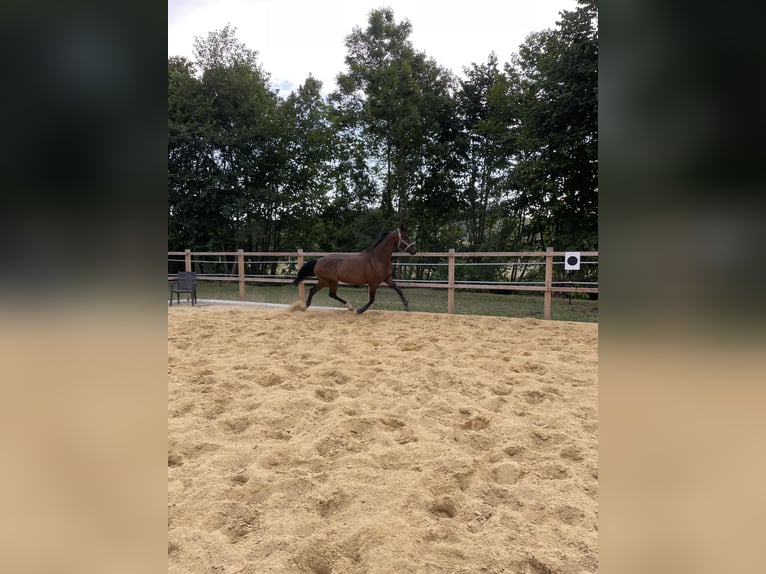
[
  {"xmin": 356, "ymin": 284, "xmax": 377, "ymax": 314},
  {"xmin": 386, "ymin": 277, "xmax": 410, "ymax": 312}
]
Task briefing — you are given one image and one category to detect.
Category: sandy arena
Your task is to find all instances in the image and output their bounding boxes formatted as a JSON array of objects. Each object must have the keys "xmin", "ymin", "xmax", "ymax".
[{"xmin": 168, "ymin": 305, "xmax": 598, "ymax": 573}]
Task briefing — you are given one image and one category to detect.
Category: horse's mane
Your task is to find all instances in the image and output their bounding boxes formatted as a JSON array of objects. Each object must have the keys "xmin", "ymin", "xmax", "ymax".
[{"xmin": 364, "ymin": 230, "xmax": 394, "ymax": 252}]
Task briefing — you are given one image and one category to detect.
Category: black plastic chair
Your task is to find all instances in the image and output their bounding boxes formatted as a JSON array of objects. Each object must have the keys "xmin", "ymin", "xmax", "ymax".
[{"xmin": 169, "ymin": 272, "xmax": 197, "ymax": 306}]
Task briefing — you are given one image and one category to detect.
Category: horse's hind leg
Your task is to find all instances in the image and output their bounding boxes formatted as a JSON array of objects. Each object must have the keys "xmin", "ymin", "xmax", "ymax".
[
  {"xmin": 386, "ymin": 277, "xmax": 410, "ymax": 312},
  {"xmin": 329, "ymin": 282, "xmax": 354, "ymax": 311},
  {"xmin": 356, "ymin": 285, "xmax": 377, "ymax": 314},
  {"xmin": 306, "ymin": 283, "xmax": 324, "ymax": 308}
]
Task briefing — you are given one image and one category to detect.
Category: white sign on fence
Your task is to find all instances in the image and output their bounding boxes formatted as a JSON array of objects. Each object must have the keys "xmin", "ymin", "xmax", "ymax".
[{"xmin": 564, "ymin": 252, "xmax": 581, "ymax": 271}]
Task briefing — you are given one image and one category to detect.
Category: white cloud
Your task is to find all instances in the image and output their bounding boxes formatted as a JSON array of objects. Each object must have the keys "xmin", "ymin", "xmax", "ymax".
[{"xmin": 168, "ymin": 0, "xmax": 579, "ymax": 92}]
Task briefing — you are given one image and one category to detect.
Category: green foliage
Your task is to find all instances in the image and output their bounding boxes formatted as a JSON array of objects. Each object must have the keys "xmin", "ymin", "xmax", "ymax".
[
  {"xmin": 169, "ymin": 26, "xmax": 337, "ymax": 254},
  {"xmin": 505, "ymin": 1, "xmax": 598, "ymax": 251},
  {"xmin": 331, "ymin": 8, "xmax": 457, "ymax": 231},
  {"xmin": 169, "ymin": 4, "xmax": 598, "ymax": 259},
  {"xmin": 454, "ymin": 52, "xmax": 511, "ymax": 252}
]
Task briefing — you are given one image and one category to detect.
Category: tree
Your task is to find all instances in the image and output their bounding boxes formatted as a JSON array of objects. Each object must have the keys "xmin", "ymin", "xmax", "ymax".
[
  {"xmin": 273, "ymin": 76, "xmax": 337, "ymax": 251},
  {"xmin": 331, "ymin": 8, "xmax": 456, "ymax": 239},
  {"xmin": 168, "ymin": 55, "xmax": 230, "ymax": 251},
  {"xmin": 193, "ymin": 26, "xmax": 281, "ymax": 254},
  {"xmin": 506, "ymin": 0, "xmax": 598, "ymax": 252},
  {"xmin": 454, "ymin": 53, "xmax": 513, "ymax": 252}
]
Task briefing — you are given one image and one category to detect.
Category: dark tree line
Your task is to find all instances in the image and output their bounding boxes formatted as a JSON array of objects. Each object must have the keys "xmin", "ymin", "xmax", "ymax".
[{"xmin": 169, "ymin": 1, "xmax": 597, "ymax": 266}]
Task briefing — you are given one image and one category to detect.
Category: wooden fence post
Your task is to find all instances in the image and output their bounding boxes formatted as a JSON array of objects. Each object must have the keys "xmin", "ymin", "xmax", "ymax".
[
  {"xmin": 184, "ymin": 249, "xmax": 191, "ymax": 272},
  {"xmin": 544, "ymin": 247, "xmax": 553, "ymax": 320},
  {"xmin": 296, "ymin": 249, "xmax": 305, "ymax": 302},
  {"xmin": 447, "ymin": 248, "xmax": 455, "ymax": 314},
  {"xmin": 237, "ymin": 249, "xmax": 245, "ymax": 300}
]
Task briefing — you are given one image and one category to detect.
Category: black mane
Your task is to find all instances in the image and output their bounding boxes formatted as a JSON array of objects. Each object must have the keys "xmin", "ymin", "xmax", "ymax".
[{"xmin": 364, "ymin": 230, "xmax": 394, "ymax": 252}]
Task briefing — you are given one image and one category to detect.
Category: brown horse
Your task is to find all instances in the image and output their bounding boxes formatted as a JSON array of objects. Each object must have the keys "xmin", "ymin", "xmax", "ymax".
[{"xmin": 292, "ymin": 227, "xmax": 417, "ymax": 314}]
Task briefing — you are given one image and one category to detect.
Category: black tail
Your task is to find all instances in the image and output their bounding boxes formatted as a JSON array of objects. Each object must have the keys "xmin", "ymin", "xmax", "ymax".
[{"xmin": 293, "ymin": 259, "xmax": 318, "ymax": 284}]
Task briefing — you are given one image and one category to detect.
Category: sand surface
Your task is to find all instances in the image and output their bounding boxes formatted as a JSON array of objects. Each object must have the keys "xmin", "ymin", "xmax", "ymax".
[{"xmin": 168, "ymin": 305, "xmax": 598, "ymax": 573}]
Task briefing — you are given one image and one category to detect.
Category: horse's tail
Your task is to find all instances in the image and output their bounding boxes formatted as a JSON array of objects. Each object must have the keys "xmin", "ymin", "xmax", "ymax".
[{"xmin": 293, "ymin": 259, "xmax": 318, "ymax": 284}]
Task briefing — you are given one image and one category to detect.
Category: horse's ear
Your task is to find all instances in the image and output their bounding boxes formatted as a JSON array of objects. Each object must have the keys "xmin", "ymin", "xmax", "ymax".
[{"xmin": 400, "ymin": 223, "xmax": 407, "ymax": 232}]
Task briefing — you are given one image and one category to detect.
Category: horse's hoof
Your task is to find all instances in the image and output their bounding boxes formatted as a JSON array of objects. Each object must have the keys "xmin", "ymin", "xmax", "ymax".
[
  {"xmin": 404, "ymin": 306, "xmax": 411, "ymax": 312},
  {"xmin": 356, "ymin": 308, "xmax": 365, "ymax": 314}
]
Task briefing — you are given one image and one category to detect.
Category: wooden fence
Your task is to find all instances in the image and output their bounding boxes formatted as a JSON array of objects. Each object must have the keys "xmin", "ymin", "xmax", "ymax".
[{"xmin": 168, "ymin": 248, "xmax": 598, "ymax": 320}]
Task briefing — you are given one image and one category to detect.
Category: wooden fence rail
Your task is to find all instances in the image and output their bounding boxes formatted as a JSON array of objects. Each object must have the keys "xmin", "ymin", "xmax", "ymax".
[{"xmin": 168, "ymin": 248, "xmax": 598, "ymax": 320}]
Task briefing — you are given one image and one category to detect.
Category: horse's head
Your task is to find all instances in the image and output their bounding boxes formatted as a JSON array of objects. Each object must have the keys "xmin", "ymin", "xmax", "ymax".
[{"xmin": 397, "ymin": 227, "xmax": 417, "ymax": 254}]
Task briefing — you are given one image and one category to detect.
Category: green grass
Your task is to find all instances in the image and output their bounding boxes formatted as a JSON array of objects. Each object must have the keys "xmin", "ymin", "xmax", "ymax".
[{"xmin": 177, "ymin": 280, "xmax": 598, "ymax": 323}]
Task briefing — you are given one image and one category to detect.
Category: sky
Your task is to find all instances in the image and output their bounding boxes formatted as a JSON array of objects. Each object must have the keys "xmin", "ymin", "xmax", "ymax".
[{"xmin": 168, "ymin": 0, "xmax": 579, "ymax": 94}]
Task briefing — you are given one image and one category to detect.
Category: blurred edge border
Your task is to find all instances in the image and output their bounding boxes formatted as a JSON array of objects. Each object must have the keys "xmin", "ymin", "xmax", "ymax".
[
  {"xmin": 0, "ymin": 2, "xmax": 168, "ymax": 574},
  {"xmin": 600, "ymin": 2, "xmax": 765, "ymax": 574},
  {"xmin": 0, "ymin": 1, "xmax": 168, "ymax": 310}
]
